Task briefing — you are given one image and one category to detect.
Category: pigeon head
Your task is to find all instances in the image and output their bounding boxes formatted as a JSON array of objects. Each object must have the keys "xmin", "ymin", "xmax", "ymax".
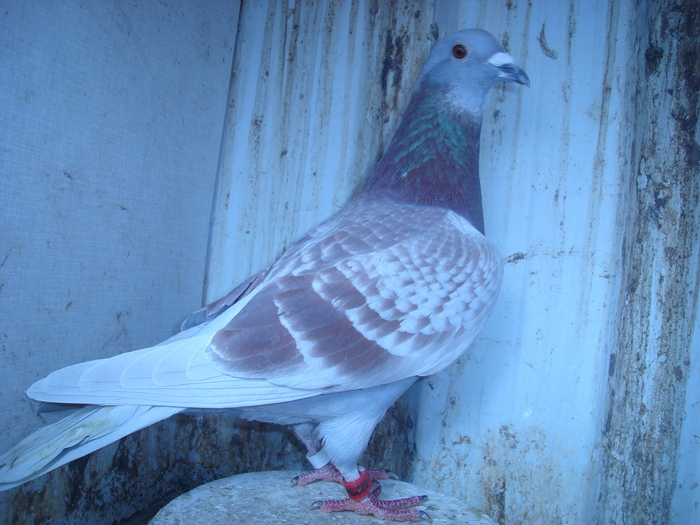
[
  {"xmin": 415, "ymin": 28, "xmax": 529, "ymax": 116},
  {"xmin": 362, "ymin": 28, "xmax": 528, "ymax": 234}
]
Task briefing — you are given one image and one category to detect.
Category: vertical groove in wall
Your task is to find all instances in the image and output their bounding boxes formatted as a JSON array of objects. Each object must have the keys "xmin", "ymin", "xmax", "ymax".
[
  {"xmin": 600, "ymin": 1, "xmax": 700, "ymax": 523},
  {"xmin": 202, "ymin": 3, "xmax": 244, "ymax": 306}
]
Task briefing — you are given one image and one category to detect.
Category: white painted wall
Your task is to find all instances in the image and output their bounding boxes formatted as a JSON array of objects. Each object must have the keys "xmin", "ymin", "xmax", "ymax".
[{"xmin": 673, "ymin": 315, "xmax": 700, "ymax": 522}]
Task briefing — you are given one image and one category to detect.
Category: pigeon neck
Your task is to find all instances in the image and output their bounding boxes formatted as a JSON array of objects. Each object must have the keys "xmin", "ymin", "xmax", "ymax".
[{"xmin": 362, "ymin": 88, "xmax": 486, "ymax": 234}]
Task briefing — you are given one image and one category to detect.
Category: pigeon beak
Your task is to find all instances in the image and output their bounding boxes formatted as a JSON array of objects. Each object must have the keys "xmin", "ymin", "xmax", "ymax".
[{"xmin": 487, "ymin": 52, "xmax": 530, "ymax": 87}]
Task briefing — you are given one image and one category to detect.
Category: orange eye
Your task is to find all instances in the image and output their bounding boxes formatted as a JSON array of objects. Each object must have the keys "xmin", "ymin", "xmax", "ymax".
[{"xmin": 452, "ymin": 44, "xmax": 468, "ymax": 59}]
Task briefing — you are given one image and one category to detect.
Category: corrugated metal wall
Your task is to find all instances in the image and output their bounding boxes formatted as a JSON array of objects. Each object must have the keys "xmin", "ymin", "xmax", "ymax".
[{"xmin": 0, "ymin": 1, "xmax": 697, "ymax": 523}]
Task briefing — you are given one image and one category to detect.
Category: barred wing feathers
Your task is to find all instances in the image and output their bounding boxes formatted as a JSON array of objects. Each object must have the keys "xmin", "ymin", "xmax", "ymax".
[{"xmin": 207, "ymin": 196, "xmax": 503, "ymax": 391}]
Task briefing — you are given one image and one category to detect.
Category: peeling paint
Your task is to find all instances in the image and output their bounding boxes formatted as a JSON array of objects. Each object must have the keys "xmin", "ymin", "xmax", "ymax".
[
  {"xmin": 480, "ymin": 426, "xmax": 569, "ymax": 525},
  {"xmin": 536, "ymin": 24, "xmax": 558, "ymax": 60},
  {"xmin": 598, "ymin": 1, "xmax": 700, "ymax": 523}
]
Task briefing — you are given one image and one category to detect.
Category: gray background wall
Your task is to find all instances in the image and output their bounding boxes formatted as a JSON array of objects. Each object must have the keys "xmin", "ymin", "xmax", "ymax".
[{"xmin": 0, "ymin": 1, "xmax": 697, "ymax": 524}]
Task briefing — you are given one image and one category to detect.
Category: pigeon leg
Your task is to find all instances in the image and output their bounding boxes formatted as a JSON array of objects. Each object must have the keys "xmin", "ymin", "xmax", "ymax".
[
  {"xmin": 311, "ymin": 470, "xmax": 429, "ymax": 522},
  {"xmin": 291, "ymin": 423, "xmax": 398, "ymax": 486},
  {"xmin": 292, "ymin": 423, "xmax": 322, "ymax": 455}
]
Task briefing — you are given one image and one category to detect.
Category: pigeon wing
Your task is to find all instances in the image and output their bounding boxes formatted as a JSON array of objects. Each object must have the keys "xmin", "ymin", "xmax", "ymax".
[{"xmin": 205, "ymin": 196, "xmax": 503, "ymax": 391}]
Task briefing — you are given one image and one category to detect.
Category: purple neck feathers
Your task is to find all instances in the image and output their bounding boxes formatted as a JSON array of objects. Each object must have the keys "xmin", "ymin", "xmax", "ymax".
[{"xmin": 360, "ymin": 88, "xmax": 486, "ymax": 234}]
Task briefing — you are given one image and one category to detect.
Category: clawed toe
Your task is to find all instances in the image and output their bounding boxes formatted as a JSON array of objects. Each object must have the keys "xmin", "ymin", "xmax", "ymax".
[
  {"xmin": 311, "ymin": 489, "xmax": 429, "ymax": 521},
  {"xmin": 293, "ymin": 462, "xmax": 343, "ymax": 486}
]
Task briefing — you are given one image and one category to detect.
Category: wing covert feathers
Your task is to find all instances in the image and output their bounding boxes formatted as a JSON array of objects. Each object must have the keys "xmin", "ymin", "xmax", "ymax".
[{"xmin": 207, "ymin": 197, "xmax": 503, "ymax": 390}]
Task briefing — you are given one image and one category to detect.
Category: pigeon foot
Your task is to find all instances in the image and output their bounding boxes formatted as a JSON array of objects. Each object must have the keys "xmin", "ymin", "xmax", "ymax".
[
  {"xmin": 292, "ymin": 462, "xmax": 397, "ymax": 487},
  {"xmin": 311, "ymin": 483, "xmax": 429, "ymax": 522}
]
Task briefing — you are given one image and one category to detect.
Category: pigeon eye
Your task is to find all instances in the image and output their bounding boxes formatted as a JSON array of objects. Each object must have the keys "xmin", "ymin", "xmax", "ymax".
[{"xmin": 452, "ymin": 44, "xmax": 468, "ymax": 59}]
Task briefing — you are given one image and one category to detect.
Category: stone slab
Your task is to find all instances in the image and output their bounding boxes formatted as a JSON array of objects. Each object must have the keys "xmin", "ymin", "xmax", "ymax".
[{"xmin": 149, "ymin": 470, "xmax": 495, "ymax": 524}]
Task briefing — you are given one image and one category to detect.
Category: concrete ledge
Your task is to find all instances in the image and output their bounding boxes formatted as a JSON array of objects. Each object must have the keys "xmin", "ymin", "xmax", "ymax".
[{"xmin": 149, "ymin": 470, "xmax": 495, "ymax": 524}]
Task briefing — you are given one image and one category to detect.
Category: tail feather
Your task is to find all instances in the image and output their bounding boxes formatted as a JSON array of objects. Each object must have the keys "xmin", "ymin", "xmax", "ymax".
[{"xmin": 0, "ymin": 404, "xmax": 182, "ymax": 491}]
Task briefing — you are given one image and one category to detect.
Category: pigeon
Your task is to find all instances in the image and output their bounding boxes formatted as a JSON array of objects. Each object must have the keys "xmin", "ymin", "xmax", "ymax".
[{"xmin": 0, "ymin": 28, "xmax": 527, "ymax": 521}]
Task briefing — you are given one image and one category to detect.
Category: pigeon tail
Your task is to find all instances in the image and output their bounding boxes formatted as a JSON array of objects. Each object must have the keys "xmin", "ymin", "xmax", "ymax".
[{"xmin": 0, "ymin": 405, "xmax": 182, "ymax": 491}]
